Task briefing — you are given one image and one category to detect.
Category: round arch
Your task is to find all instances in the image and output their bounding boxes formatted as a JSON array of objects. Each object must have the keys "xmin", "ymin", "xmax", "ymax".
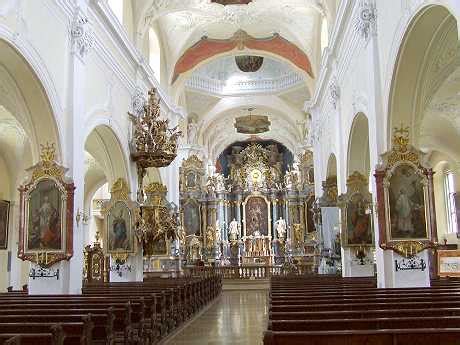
[
  {"xmin": 387, "ymin": 5, "xmax": 458, "ymax": 147},
  {"xmin": 0, "ymin": 35, "xmax": 62, "ymax": 291},
  {"xmin": 84, "ymin": 124, "xmax": 130, "ymax": 190},
  {"xmin": 0, "ymin": 38, "xmax": 62, "ymax": 162},
  {"xmin": 347, "ymin": 113, "xmax": 370, "ymax": 177}
]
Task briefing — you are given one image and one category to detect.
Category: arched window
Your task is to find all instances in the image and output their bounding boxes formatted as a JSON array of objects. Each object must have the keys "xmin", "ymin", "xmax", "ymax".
[
  {"xmin": 108, "ymin": 0, "xmax": 124, "ymax": 24},
  {"xmin": 444, "ymin": 171, "xmax": 458, "ymax": 234},
  {"xmin": 321, "ymin": 17, "xmax": 329, "ymax": 53},
  {"xmin": 149, "ymin": 27, "xmax": 162, "ymax": 83}
]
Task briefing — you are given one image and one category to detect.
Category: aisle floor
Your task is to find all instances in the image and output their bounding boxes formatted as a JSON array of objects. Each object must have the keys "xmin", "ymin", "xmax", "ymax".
[{"xmin": 166, "ymin": 290, "xmax": 268, "ymax": 345}]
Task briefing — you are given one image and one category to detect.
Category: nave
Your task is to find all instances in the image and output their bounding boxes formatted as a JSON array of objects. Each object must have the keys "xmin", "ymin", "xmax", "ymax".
[
  {"xmin": 3, "ymin": 0, "xmax": 460, "ymax": 344},
  {"xmin": 166, "ymin": 290, "xmax": 268, "ymax": 345}
]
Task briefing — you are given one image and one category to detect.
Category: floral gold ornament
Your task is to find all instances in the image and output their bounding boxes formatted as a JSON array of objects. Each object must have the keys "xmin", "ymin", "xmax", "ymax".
[
  {"xmin": 375, "ymin": 126, "xmax": 437, "ymax": 255},
  {"xmin": 139, "ymin": 183, "xmax": 178, "ymax": 256},
  {"xmin": 129, "ymin": 88, "xmax": 182, "ymax": 201},
  {"xmin": 18, "ymin": 142, "xmax": 75, "ymax": 268}
]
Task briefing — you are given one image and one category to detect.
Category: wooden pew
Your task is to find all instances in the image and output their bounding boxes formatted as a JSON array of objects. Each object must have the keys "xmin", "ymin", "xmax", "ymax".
[{"xmin": 264, "ymin": 276, "xmax": 460, "ymax": 345}]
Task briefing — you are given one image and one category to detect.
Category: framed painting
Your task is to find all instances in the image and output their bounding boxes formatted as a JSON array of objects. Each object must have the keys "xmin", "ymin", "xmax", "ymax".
[
  {"xmin": 243, "ymin": 194, "xmax": 270, "ymax": 237},
  {"xmin": 338, "ymin": 172, "xmax": 373, "ymax": 247},
  {"xmin": 107, "ymin": 201, "xmax": 133, "ymax": 252},
  {"xmin": 103, "ymin": 178, "xmax": 138, "ymax": 257},
  {"xmin": 386, "ymin": 165, "xmax": 428, "ymax": 240},
  {"xmin": 26, "ymin": 179, "xmax": 64, "ymax": 251},
  {"xmin": 304, "ymin": 195, "xmax": 315, "ymax": 233},
  {"xmin": 18, "ymin": 143, "xmax": 75, "ymax": 267},
  {"xmin": 455, "ymin": 193, "xmax": 460, "ymax": 235},
  {"xmin": 374, "ymin": 127, "xmax": 437, "ymax": 254},
  {"xmin": 0, "ymin": 200, "xmax": 10, "ymax": 249},
  {"xmin": 438, "ymin": 250, "xmax": 460, "ymax": 277},
  {"xmin": 182, "ymin": 198, "xmax": 201, "ymax": 236},
  {"xmin": 179, "ymin": 155, "xmax": 204, "ymax": 193}
]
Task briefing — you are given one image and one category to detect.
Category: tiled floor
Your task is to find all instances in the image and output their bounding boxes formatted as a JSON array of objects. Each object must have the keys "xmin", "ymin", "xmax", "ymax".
[{"xmin": 166, "ymin": 290, "xmax": 268, "ymax": 345}]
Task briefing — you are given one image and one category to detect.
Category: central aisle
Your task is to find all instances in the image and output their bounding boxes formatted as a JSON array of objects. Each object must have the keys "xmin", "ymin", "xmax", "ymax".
[{"xmin": 166, "ymin": 290, "xmax": 268, "ymax": 345}]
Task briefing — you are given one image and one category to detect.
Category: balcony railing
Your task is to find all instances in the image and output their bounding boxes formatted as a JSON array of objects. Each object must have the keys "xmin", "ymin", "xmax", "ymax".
[
  {"xmin": 186, "ymin": 73, "xmax": 305, "ymax": 95},
  {"xmin": 184, "ymin": 264, "xmax": 316, "ymax": 280}
]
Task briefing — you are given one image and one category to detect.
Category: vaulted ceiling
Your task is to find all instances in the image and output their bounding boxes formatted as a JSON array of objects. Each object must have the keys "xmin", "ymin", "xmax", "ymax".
[{"xmin": 133, "ymin": 0, "xmax": 336, "ymax": 160}]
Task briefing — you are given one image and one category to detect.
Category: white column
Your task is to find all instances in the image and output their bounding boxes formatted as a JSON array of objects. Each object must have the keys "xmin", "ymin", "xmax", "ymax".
[
  {"xmin": 66, "ymin": 2, "xmax": 93, "ymax": 294},
  {"xmin": 8, "ymin": 201, "xmax": 22, "ymax": 290}
]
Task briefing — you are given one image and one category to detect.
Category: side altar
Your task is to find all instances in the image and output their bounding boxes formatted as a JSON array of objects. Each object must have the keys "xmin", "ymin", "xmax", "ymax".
[{"xmin": 179, "ymin": 141, "xmax": 319, "ymax": 271}]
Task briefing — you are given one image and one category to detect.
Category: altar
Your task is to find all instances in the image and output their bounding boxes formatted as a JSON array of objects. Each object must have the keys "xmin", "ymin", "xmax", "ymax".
[{"xmin": 179, "ymin": 141, "xmax": 319, "ymax": 268}]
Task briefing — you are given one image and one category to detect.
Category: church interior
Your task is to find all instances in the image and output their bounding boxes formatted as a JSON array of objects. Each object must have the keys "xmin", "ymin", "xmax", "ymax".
[{"xmin": 1, "ymin": 0, "xmax": 460, "ymax": 344}]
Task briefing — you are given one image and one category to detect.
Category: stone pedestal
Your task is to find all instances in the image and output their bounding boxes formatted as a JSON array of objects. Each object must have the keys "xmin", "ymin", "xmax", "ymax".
[{"xmin": 379, "ymin": 250, "xmax": 431, "ymax": 288}]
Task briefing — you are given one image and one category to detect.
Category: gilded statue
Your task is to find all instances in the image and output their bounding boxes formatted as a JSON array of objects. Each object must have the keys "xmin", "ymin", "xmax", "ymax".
[
  {"xmin": 206, "ymin": 225, "xmax": 215, "ymax": 249},
  {"xmin": 293, "ymin": 224, "xmax": 304, "ymax": 244}
]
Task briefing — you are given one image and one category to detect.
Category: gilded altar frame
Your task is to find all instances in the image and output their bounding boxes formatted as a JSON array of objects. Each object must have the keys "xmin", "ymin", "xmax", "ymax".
[
  {"xmin": 338, "ymin": 172, "xmax": 374, "ymax": 248},
  {"xmin": 18, "ymin": 143, "xmax": 75, "ymax": 268},
  {"xmin": 102, "ymin": 178, "xmax": 139, "ymax": 261},
  {"xmin": 179, "ymin": 155, "xmax": 205, "ymax": 193},
  {"xmin": 242, "ymin": 193, "xmax": 272, "ymax": 239},
  {"xmin": 374, "ymin": 127, "xmax": 437, "ymax": 256}
]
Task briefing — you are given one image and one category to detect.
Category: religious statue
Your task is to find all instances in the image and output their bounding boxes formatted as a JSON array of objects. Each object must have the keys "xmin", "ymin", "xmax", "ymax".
[
  {"xmin": 293, "ymin": 224, "xmax": 303, "ymax": 245},
  {"xmin": 229, "ymin": 218, "xmax": 240, "ymax": 241},
  {"xmin": 187, "ymin": 117, "xmax": 198, "ymax": 145},
  {"xmin": 215, "ymin": 221, "xmax": 221, "ymax": 243},
  {"xmin": 216, "ymin": 174, "xmax": 226, "ymax": 192},
  {"xmin": 177, "ymin": 225, "xmax": 186, "ymax": 248},
  {"xmin": 275, "ymin": 217, "xmax": 287, "ymax": 240},
  {"xmin": 205, "ymin": 176, "xmax": 216, "ymax": 193},
  {"xmin": 189, "ymin": 236, "xmax": 201, "ymax": 261}
]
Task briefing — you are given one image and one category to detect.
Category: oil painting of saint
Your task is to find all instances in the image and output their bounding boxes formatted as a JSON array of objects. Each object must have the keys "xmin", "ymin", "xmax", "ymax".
[
  {"xmin": 186, "ymin": 172, "xmax": 196, "ymax": 189},
  {"xmin": 183, "ymin": 201, "xmax": 200, "ymax": 236},
  {"xmin": 388, "ymin": 165, "xmax": 427, "ymax": 239},
  {"xmin": 0, "ymin": 200, "xmax": 9, "ymax": 249},
  {"xmin": 108, "ymin": 201, "xmax": 132, "ymax": 252},
  {"xmin": 305, "ymin": 197, "xmax": 315, "ymax": 233},
  {"xmin": 346, "ymin": 194, "xmax": 372, "ymax": 245},
  {"xmin": 27, "ymin": 179, "xmax": 62, "ymax": 251},
  {"xmin": 245, "ymin": 197, "xmax": 268, "ymax": 236}
]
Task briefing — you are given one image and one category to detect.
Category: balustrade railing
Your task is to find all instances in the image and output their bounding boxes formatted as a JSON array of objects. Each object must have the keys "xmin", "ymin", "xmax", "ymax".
[
  {"xmin": 186, "ymin": 73, "xmax": 304, "ymax": 95},
  {"xmin": 184, "ymin": 264, "xmax": 315, "ymax": 280}
]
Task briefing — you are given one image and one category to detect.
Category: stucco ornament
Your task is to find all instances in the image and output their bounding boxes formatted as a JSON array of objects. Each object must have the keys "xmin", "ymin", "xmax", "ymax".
[
  {"xmin": 131, "ymin": 87, "xmax": 147, "ymax": 118},
  {"xmin": 355, "ymin": 0, "xmax": 376, "ymax": 41},
  {"xmin": 70, "ymin": 7, "xmax": 94, "ymax": 60}
]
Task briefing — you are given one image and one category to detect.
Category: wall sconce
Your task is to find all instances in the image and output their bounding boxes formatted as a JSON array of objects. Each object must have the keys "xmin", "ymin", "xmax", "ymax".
[
  {"xmin": 355, "ymin": 246, "xmax": 368, "ymax": 265},
  {"xmin": 109, "ymin": 256, "xmax": 132, "ymax": 277},
  {"xmin": 29, "ymin": 267, "xmax": 60, "ymax": 280},
  {"xmin": 76, "ymin": 208, "xmax": 89, "ymax": 226}
]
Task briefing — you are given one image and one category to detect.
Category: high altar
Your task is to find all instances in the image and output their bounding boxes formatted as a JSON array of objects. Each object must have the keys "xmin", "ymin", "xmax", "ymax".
[{"xmin": 179, "ymin": 140, "xmax": 319, "ymax": 269}]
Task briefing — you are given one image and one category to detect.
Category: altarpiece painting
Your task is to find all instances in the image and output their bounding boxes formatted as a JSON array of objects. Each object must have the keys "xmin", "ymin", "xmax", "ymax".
[
  {"xmin": 103, "ymin": 178, "xmax": 138, "ymax": 260},
  {"xmin": 338, "ymin": 172, "xmax": 373, "ymax": 247},
  {"xmin": 374, "ymin": 127, "xmax": 437, "ymax": 256},
  {"xmin": 243, "ymin": 195, "xmax": 270, "ymax": 236},
  {"xmin": 0, "ymin": 200, "xmax": 10, "ymax": 249},
  {"xmin": 182, "ymin": 199, "xmax": 201, "ymax": 236},
  {"xmin": 18, "ymin": 143, "xmax": 75, "ymax": 267}
]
